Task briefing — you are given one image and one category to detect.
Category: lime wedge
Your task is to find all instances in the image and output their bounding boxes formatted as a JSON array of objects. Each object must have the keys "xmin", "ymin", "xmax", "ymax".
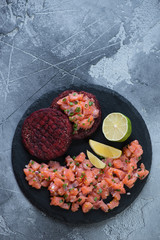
[
  {"xmin": 102, "ymin": 112, "xmax": 132, "ymax": 142},
  {"xmin": 87, "ymin": 150, "xmax": 106, "ymax": 169},
  {"xmin": 89, "ymin": 139, "xmax": 122, "ymax": 159}
]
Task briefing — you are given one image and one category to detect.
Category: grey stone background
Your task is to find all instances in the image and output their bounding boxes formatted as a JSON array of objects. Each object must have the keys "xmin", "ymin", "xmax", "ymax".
[{"xmin": 0, "ymin": 0, "xmax": 160, "ymax": 239}]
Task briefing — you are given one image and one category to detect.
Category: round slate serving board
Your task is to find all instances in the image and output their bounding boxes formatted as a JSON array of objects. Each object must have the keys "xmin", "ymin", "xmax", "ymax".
[{"xmin": 12, "ymin": 84, "xmax": 152, "ymax": 223}]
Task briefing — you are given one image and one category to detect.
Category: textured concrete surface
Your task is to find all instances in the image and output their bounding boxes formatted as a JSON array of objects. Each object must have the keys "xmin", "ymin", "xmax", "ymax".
[{"xmin": 0, "ymin": 0, "xmax": 160, "ymax": 239}]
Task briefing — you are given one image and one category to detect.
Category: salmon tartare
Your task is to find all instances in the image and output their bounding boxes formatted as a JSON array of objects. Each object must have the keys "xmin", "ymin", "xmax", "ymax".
[
  {"xmin": 51, "ymin": 90, "xmax": 101, "ymax": 139},
  {"xmin": 23, "ymin": 140, "xmax": 149, "ymax": 213}
]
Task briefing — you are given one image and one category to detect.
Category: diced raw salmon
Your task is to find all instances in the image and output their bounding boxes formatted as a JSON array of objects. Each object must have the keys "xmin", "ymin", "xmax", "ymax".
[
  {"xmin": 82, "ymin": 202, "xmax": 93, "ymax": 213},
  {"xmin": 84, "ymin": 170, "xmax": 94, "ymax": 186},
  {"xmin": 61, "ymin": 203, "xmax": 70, "ymax": 210},
  {"xmin": 54, "ymin": 178, "xmax": 64, "ymax": 188},
  {"xmin": 96, "ymin": 200, "xmax": 109, "ymax": 212},
  {"xmin": 112, "ymin": 169, "xmax": 126, "ymax": 180},
  {"xmin": 63, "ymin": 168, "xmax": 75, "ymax": 181},
  {"xmin": 41, "ymin": 180, "xmax": 50, "ymax": 187},
  {"xmin": 123, "ymin": 174, "xmax": 137, "ymax": 188},
  {"xmin": 29, "ymin": 160, "xmax": 41, "ymax": 171},
  {"xmin": 71, "ymin": 203, "xmax": 79, "ymax": 212},
  {"xmin": 75, "ymin": 152, "xmax": 86, "ymax": 162},
  {"xmin": 23, "ymin": 140, "xmax": 149, "ymax": 214},
  {"xmin": 113, "ymin": 159, "xmax": 124, "ymax": 169},
  {"xmin": 107, "ymin": 199, "xmax": 119, "ymax": 210},
  {"xmin": 81, "ymin": 186, "xmax": 93, "ymax": 195},
  {"xmin": 50, "ymin": 197, "xmax": 64, "ymax": 206},
  {"xmin": 77, "ymin": 196, "xmax": 86, "ymax": 205},
  {"xmin": 136, "ymin": 163, "xmax": 149, "ymax": 179}
]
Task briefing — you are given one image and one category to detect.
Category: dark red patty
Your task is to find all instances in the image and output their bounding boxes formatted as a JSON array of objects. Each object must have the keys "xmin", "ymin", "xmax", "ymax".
[
  {"xmin": 50, "ymin": 90, "xmax": 101, "ymax": 140},
  {"xmin": 22, "ymin": 108, "xmax": 72, "ymax": 161}
]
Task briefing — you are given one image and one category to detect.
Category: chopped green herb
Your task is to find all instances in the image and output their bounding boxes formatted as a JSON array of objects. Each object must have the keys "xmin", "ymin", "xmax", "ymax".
[
  {"xmin": 86, "ymin": 164, "xmax": 89, "ymax": 167},
  {"xmin": 132, "ymin": 166, "xmax": 134, "ymax": 169},
  {"xmin": 28, "ymin": 169, "xmax": 31, "ymax": 172},
  {"xmin": 78, "ymin": 114, "xmax": 82, "ymax": 117},
  {"xmin": 94, "ymin": 185, "xmax": 97, "ymax": 189},
  {"xmin": 73, "ymin": 123, "xmax": 78, "ymax": 130},
  {"xmin": 78, "ymin": 198, "xmax": 82, "ymax": 202},
  {"xmin": 99, "ymin": 188, "xmax": 102, "ymax": 193},
  {"xmin": 70, "ymin": 161, "xmax": 73, "ymax": 164},
  {"xmin": 112, "ymin": 179, "xmax": 116, "ymax": 183},
  {"xmin": 80, "ymin": 173, "xmax": 85, "ymax": 178},
  {"xmin": 103, "ymin": 185, "xmax": 106, "ymax": 188},
  {"xmin": 138, "ymin": 174, "xmax": 140, "ymax": 177},
  {"xmin": 31, "ymin": 160, "xmax": 34, "ymax": 165},
  {"xmin": 53, "ymin": 169, "xmax": 57, "ymax": 172},
  {"xmin": 82, "ymin": 123, "xmax": 85, "ymax": 125},
  {"xmin": 69, "ymin": 112, "xmax": 74, "ymax": 116},
  {"xmin": 69, "ymin": 188, "xmax": 74, "ymax": 192},
  {"xmin": 128, "ymin": 175, "xmax": 131, "ymax": 180},
  {"xmin": 108, "ymin": 162, "xmax": 112, "ymax": 167},
  {"xmin": 41, "ymin": 164, "xmax": 44, "ymax": 168},
  {"xmin": 67, "ymin": 202, "xmax": 71, "ymax": 206},
  {"xmin": 138, "ymin": 156, "xmax": 141, "ymax": 160},
  {"xmin": 62, "ymin": 98, "xmax": 66, "ymax": 102},
  {"xmin": 141, "ymin": 175, "xmax": 145, "ymax": 179},
  {"xmin": 74, "ymin": 101, "xmax": 78, "ymax": 104},
  {"xmin": 95, "ymin": 176, "xmax": 98, "ymax": 179},
  {"xmin": 69, "ymin": 102, "xmax": 74, "ymax": 106},
  {"xmin": 75, "ymin": 162, "xmax": 79, "ymax": 166},
  {"xmin": 48, "ymin": 176, "xmax": 51, "ymax": 181},
  {"xmin": 138, "ymin": 168, "xmax": 141, "ymax": 171},
  {"xmin": 64, "ymin": 194, "xmax": 68, "ymax": 199},
  {"xmin": 63, "ymin": 183, "xmax": 67, "ymax": 189},
  {"xmin": 89, "ymin": 101, "xmax": 93, "ymax": 106},
  {"xmin": 85, "ymin": 104, "xmax": 88, "ymax": 108},
  {"xmin": 125, "ymin": 160, "xmax": 128, "ymax": 163},
  {"xmin": 33, "ymin": 179, "xmax": 36, "ymax": 182},
  {"xmin": 88, "ymin": 118, "xmax": 90, "ymax": 122},
  {"xmin": 75, "ymin": 107, "xmax": 81, "ymax": 113},
  {"xmin": 62, "ymin": 175, "xmax": 64, "ymax": 177},
  {"xmin": 41, "ymin": 175, "xmax": 44, "ymax": 178},
  {"xmin": 72, "ymin": 156, "xmax": 76, "ymax": 160},
  {"xmin": 99, "ymin": 156, "xmax": 104, "ymax": 159},
  {"xmin": 94, "ymin": 197, "xmax": 97, "ymax": 201},
  {"xmin": 67, "ymin": 109, "xmax": 70, "ymax": 113},
  {"xmin": 59, "ymin": 200, "xmax": 63, "ymax": 203},
  {"xmin": 73, "ymin": 93, "xmax": 76, "ymax": 96},
  {"xmin": 116, "ymin": 189, "xmax": 121, "ymax": 192}
]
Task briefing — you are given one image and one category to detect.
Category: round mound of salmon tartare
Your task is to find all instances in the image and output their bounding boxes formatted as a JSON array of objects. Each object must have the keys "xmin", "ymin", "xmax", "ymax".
[
  {"xmin": 50, "ymin": 90, "xmax": 101, "ymax": 139},
  {"xmin": 22, "ymin": 108, "xmax": 72, "ymax": 161}
]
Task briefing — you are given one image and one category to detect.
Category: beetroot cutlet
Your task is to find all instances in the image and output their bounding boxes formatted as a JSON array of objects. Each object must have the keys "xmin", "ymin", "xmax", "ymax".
[
  {"xmin": 22, "ymin": 108, "xmax": 72, "ymax": 161},
  {"xmin": 50, "ymin": 90, "xmax": 101, "ymax": 140}
]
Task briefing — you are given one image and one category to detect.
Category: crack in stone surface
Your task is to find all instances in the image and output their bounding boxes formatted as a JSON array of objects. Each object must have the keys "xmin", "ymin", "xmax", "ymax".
[{"xmin": 0, "ymin": 40, "xmax": 81, "ymax": 80}]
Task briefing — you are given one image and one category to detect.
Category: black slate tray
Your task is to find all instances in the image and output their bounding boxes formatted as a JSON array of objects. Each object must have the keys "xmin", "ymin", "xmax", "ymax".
[{"xmin": 12, "ymin": 84, "xmax": 152, "ymax": 223}]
